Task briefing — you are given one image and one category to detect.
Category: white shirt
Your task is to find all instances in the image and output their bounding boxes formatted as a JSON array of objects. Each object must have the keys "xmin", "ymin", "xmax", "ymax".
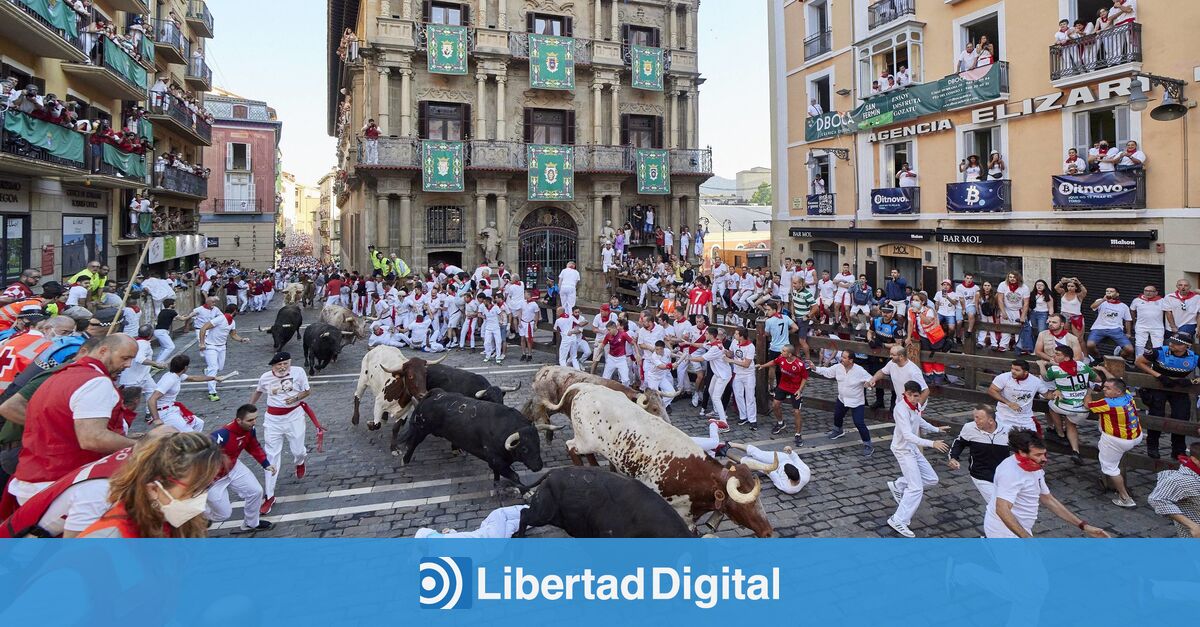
[
  {"xmin": 70, "ymin": 376, "xmax": 120, "ymax": 420},
  {"xmin": 118, "ymin": 339, "xmax": 154, "ymax": 385},
  {"xmin": 814, "ymin": 363, "xmax": 872, "ymax": 408},
  {"xmin": 1092, "ymin": 300, "xmax": 1131, "ymax": 331},
  {"xmin": 955, "ymin": 282, "xmax": 980, "ymax": 307},
  {"xmin": 480, "ymin": 304, "xmax": 503, "ymax": 328},
  {"xmin": 991, "ymin": 372, "xmax": 1053, "ymax": 430},
  {"xmin": 897, "ymin": 169, "xmax": 918, "ymax": 187},
  {"xmin": 255, "ymin": 367, "xmax": 311, "ymax": 409},
  {"xmin": 601, "ymin": 248, "xmax": 614, "ymax": 270},
  {"xmin": 1108, "ymin": 0, "xmax": 1136, "ymax": 23},
  {"xmin": 1097, "ymin": 148, "xmax": 1118, "ymax": 172},
  {"xmin": 891, "ymin": 401, "xmax": 939, "ymax": 452},
  {"xmin": 807, "ymin": 103, "xmax": 823, "ymax": 116},
  {"xmin": 812, "ymin": 178, "xmax": 826, "ymax": 194},
  {"xmin": 998, "ymin": 283, "xmax": 1030, "ymax": 313},
  {"xmin": 934, "ymin": 291, "xmax": 958, "ymax": 317},
  {"xmin": 895, "ymin": 69, "xmax": 912, "ymax": 87},
  {"xmin": 504, "ymin": 282, "xmax": 525, "ymax": 305},
  {"xmin": 729, "ymin": 342, "xmax": 755, "ymax": 377},
  {"xmin": 190, "ymin": 305, "xmax": 220, "ymax": 330},
  {"xmin": 956, "ymin": 49, "xmax": 979, "ymax": 72},
  {"xmin": 66, "ymin": 285, "xmax": 89, "ymax": 307},
  {"xmin": 833, "ymin": 272, "xmax": 855, "ymax": 292},
  {"xmin": 737, "ymin": 274, "xmax": 757, "ymax": 293},
  {"xmin": 558, "ymin": 267, "xmax": 581, "ymax": 290},
  {"xmin": 1166, "ymin": 292, "xmax": 1200, "ymax": 328},
  {"xmin": 985, "ymin": 455, "xmax": 1049, "ymax": 538},
  {"xmin": 142, "ymin": 277, "xmax": 175, "ymax": 300},
  {"xmin": 520, "ymin": 300, "xmax": 540, "ymax": 324},
  {"xmin": 1117, "ymin": 150, "xmax": 1146, "ymax": 168},
  {"xmin": 880, "ymin": 360, "xmax": 927, "ymax": 396},
  {"xmin": 553, "ymin": 315, "xmax": 579, "ymax": 338},
  {"xmin": 153, "ymin": 372, "xmax": 188, "ymax": 406},
  {"xmin": 663, "ymin": 230, "xmax": 673, "ymax": 250},
  {"xmin": 1129, "ymin": 297, "xmax": 1165, "ymax": 331},
  {"xmin": 636, "ymin": 324, "xmax": 667, "ymax": 350},
  {"xmin": 203, "ymin": 315, "xmax": 234, "ymax": 348},
  {"xmin": 817, "ymin": 279, "xmax": 835, "ymax": 300},
  {"xmin": 699, "ymin": 344, "xmax": 732, "ymax": 380},
  {"xmin": 643, "ymin": 350, "xmax": 674, "ymax": 385}
]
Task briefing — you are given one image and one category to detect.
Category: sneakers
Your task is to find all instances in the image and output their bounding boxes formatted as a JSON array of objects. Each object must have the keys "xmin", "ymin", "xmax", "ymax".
[
  {"xmin": 1112, "ymin": 496, "xmax": 1136, "ymax": 508},
  {"xmin": 887, "ymin": 480, "xmax": 903, "ymax": 504},
  {"xmin": 887, "ymin": 517, "xmax": 916, "ymax": 538},
  {"xmin": 1070, "ymin": 451, "xmax": 1083, "ymax": 466},
  {"xmin": 793, "ymin": 434, "xmax": 804, "ymax": 447},
  {"xmin": 771, "ymin": 421, "xmax": 787, "ymax": 436},
  {"xmin": 691, "ymin": 393, "xmax": 701, "ymax": 408},
  {"xmin": 235, "ymin": 520, "xmax": 275, "ymax": 534},
  {"xmin": 737, "ymin": 418, "xmax": 752, "ymax": 427},
  {"xmin": 259, "ymin": 496, "xmax": 276, "ymax": 515},
  {"xmin": 296, "ymin": 463, "xmax": 306, "ymax": 479},
  {"xmin": 483, "ymin": 356, "xmax": 492, "ymax": 363},
  {"xmin": 208, "ymin": 393, "xmax": 220, "ymax": 402},
  {"xmin": 863, "ymin": 442, "xmax": 874, "ymax": 457},
  {"xmin": 826, "ymin": 428, "xmax": 846, "ymax": 440},
  {"xmin": 709, "ymin": 418, "xmax": 730, "ymax": 433},
  {"xmin": 749, "ymin": 422, "xmax": 758, "ymax": 431}
]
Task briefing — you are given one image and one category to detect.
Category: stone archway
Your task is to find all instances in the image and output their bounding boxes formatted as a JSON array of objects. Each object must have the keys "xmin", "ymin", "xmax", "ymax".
[{"xmin": 517, "ymin": 207, "xmax": 578, "ymax": 289}]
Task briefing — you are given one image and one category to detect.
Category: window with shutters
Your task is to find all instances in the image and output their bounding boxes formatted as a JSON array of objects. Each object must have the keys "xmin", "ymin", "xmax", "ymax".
[
  {"xmin": 1072, "ymin": 105, "xmax": 1131, "ymax": 157},
  {"xmin": 524, "ymin": 108, "xmax": 575, "ymax": 145},
  {"xmin": 620, "ymin": 114, "xmax": 663, "ymax": 149},
  {"xmin": 227, "ymin": 142, "xmax": 251, "ymax": 171},
  {"xmin": 621, "ymin": 25, "xmax": 660, "ymax": 48},
  {"xmin": 526, "ymin": 12, "xmax": 572, "ymax": 37},
  {"xmin": 424, "ymin": 1, "xmax": 468, "ymax": 25},
  {"xmin": 418, "ymin": 102, "xmax": 471, "ymax": 141},
  {"xmin": 426, "ymin": 206, "xmax": 464, "ymax": 245}
]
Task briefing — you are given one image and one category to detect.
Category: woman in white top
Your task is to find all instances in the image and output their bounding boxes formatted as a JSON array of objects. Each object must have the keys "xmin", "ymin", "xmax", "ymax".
[
  {"xmin": 1054, "ymin": 277, "xmax": 1088, "ymax": 343},
  {"xmin": 987, "ymin": 151, "xmax": 1006, "ymax": 179},
  {"xmin": 959, "ymin": 155, "xmax": 982, "ymax": 182},
  {"xmin": 976, "ymin": 43, "xmax": 995, "ymax": 67},
  {"xmin": 813, "ymin": 351, "xmax": 875, "ymax": 456}
]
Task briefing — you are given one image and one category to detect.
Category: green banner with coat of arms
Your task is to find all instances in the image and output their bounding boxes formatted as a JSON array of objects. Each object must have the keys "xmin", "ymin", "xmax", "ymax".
[
  {"xmin": 422, "ymin": 140, "xmax": 465, "ymax": 192},
  {"xmin": 527, "ymin": 144, "xmax": 574, "ymax": 201},
  {"xmin": 19, "ymin": 0, "xmax": 79, "ymax": 38},
  {"xmin": 636, "ymin": 149, "xmax": 670, "ymax": 195},
  {"xmin": 529, "ymin": 34, "xmax": 575, "ymax": 91},
  {"xmin": 426, "ymin": 24, "xmax": 468, "ymax": 75},
  {"xmin": 631, "ymin": 45, "xmax": 664, "ymax": 92}
]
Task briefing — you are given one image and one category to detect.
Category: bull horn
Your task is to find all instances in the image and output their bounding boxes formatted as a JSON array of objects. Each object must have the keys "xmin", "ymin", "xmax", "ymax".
[
  {"xmin": 258, "ymin": 326, "xmax": 269, "ymax": 332},
  {"xmin": 474, "ymin": 390, "xmax": 487, "ymax": 399},
  {"xmin": 499, "ymin": 381, "xmax": 522, "ymax": 393},
  {"xmin": 321, "ymin": 332, "xmax": 331, "ymax": 338},
  {"xmin": 534, "ymin": 423, "xmax": 564, "ymax": 432},
  {"xmin": 342, "ymin": 331, "xmax": 356, "ymax": 335},
  {"xmin": 426, "ymin": 353, "xmax": 448, "ymax": 365},
  {"xmin": 657, "ymin": 389, "xmax": 680, "ymax": 399},
  {"xmin": 725, "ymin": 476, "xmax": 762, "ymax": 505},
  {"xmin": 742, "ymin": 453, "xmax": 781, "ymax": 474},
  {"xmin": 281, "ymin": 324, "xmax": 294, "ymax": 328},
  {"xmin": 635, "ymin": 393, "xmax": 649, "ymax": 407},
  {"xmin": 504, "ymin": 432, "xmax": 521, "ymax": 451},
  {"xmin": 381, "ymin": 360, "xmax": 408, "ymax": 374}
]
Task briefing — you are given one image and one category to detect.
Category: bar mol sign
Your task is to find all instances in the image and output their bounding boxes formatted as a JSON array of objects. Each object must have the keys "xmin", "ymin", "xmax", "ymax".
[{"xmin": 972, "ymin": 76, "xmax": 1150, "ymax": 124}]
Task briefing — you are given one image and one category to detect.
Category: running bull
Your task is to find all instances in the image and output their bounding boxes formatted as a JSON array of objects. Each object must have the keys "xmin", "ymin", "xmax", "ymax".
[
  {"xmin": 517, "ymin": 467, "xmax": 694, "ymax": 538},
  {"xmin": 543, "ymin": 382, "xmax": 777, "ymax": 537},
  {"xmin": 259, "ymin": 304, "xmax": 303, "ymax": 351},
  {"xmin": 302, "ymin": 322, "xmax": 354, "ymax": 375},
  {"xmin": 351, "ymin": 346, "xmax": 444, "ymax": 430},
  {"xmin": 523, "ymin": 365, "xmax": 675, "ymax": 441},
  {"xmin": 396, "ymin": 389, "xmax": 558, "ymax": 490},
  {"xmin": 426, "ymin": 363, "xmax": 521, "ymax": 404},
  {"xmin": 319, "ymin": 304, "xmax": 370, "ymax": 345}
]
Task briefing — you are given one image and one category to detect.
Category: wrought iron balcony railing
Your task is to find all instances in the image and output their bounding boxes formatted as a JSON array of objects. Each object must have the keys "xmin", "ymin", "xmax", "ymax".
[{"xmin": 1049, "ymin": 22, "xmax": 1141, "ymax": 82}]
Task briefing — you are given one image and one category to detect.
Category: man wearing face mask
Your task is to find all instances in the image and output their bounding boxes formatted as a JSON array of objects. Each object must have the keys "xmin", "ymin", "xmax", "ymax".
[{"xmin": 205, "ymin": 404, "xmax": 276, "ymax": 533}]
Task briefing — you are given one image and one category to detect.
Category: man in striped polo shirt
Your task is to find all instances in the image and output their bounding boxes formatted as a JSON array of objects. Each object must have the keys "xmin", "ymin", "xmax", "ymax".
[
  {"xmin": 1086, "ymin": 378, "xmax": 1144, "ymax": 508},
  {"xmin": 790, "ymin": 276, "xmax": 816, "ymax": 360}
]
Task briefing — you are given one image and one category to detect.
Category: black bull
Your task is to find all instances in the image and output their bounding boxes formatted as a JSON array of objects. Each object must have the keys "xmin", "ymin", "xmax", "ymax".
[
  {"xmin": 425, "ymin": 364, "xmax": 521, "ymax": 403},
  {"xmin": 260, "ymin": 304, "xmax": 303, "ymax": 351},
  {"xmin": 395, "ymin": 389, "xmax": 557, "ymax": 489},
  {"xmin": 302, "ymin": 322, "xmax": 350, "ymax": 374},
  {"xmin": 517, "ymin": 467, "xmax": 695, "ymax": 538}
]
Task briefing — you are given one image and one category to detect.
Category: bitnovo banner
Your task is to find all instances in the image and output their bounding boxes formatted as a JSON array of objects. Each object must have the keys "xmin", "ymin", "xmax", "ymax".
[
  {"xmin": 1052, "ymin": 171, "xmax": 1141, "ymax": 209},
  {"xmin": 2, "ymin": 539, "xmax": 1199, "ymax": 625},
  {"xmin": 871, "ymin": 187, "xmax": 919, "ymax": 215},
  {"xmin": 806, "ymin": 193, "xmax": 835, "ymax": 216},
  {"xmin": 947, "ymin": 180, "xmax": 1010, "ymax": 213}
]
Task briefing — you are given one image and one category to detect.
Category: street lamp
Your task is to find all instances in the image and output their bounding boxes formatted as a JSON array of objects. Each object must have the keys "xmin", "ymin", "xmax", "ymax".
[
  {"xmin": 720, "ymin": 218, "xmax": 732, "ymax": 255},
  {"xmin": 1128, "ymin": 73, "xmax": 1189, "ymax": 121}
]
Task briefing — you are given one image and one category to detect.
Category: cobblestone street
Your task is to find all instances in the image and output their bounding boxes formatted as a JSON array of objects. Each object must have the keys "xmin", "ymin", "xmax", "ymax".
[{"xmin": 157, "ymin": 300, "xmax": 1179, "ymax": 539}]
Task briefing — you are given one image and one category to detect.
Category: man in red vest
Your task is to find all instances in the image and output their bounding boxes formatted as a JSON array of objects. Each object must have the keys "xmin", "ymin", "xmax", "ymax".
[
  {"xmin": 6, "ymin": 334, "xmax": 138, "ymax": 507},
  {"xmin": 0, "ymin": 447, "xmax": 132, "ymax": 537}
]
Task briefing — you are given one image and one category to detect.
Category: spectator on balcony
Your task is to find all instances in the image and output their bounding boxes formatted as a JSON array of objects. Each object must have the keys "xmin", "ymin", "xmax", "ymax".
[
  {"xmin": 361, "ymin": 119, "xmax": 381, "ymax": 164},
  {"xmin": 1109, "ymin": 0, "xmax": 1137, "ymax": 26},
  {"xmin": 161, "ymin": 11, "xmax": 182, "ymax": 43},
  {"xmin": 6, "ymin": 85, "xmax": 42, "ymax": 115},
  {"xmin": 895, "ymin": 65, "xmax": 912, "ymax": 88},
  {"xmin": 955, "ymin": 41, "xmax": 979, "ymax": 73},
  {"xmin": 1115, "ymin": 140, "xmax": 1146, "ymax": 171},
  {"xmin": 987, "ymin": 151, "xmax": 1006, "ymax": 180},
  {"xmin": 128, "ymin": 194, "xmax": 142, "ymax": 239},
  {"xmin": 812, "ymin": 174, "xmax": 826, "ymax": 195},
  {"xmin": 1092, "ymin": 141, "xmax": 1118, "ymax": 173},
  {"xmin": 896, "ymin": 163, "xmax": 918, "ymax": 188},
  {"xmin": 1064, "ymin": 148, "xmax": 1087, "ymax": 174},
  {"xmin": 150, "ymin": 76, "xmax": 168, "ymax": 109},
  {"xmin": 977, "ymin": 42, "xmax": 995, "ymax": 68},
  {"xmin": 644, "ymin": 206, "xmax": 655, "ymax": 236},
  {"xmin": 81, "ymin": 19, "xmax": 103, "ymax": 64},
  {"xmin": 127, "ymin": 15, "xmax": 146, "ymax": 52},
  {"xmin": 807, "ymin": 98, "xmax": 823, "ymax": 116},
  {"xmin": 959, "ymin": 155, "xmax": 982, "ymax": 182},
  {"xmin": 869, "ymin": 80, "xmax": 882, "ymax": 97},
  {"xmin": 1054, "ymin": 19, "xmax": 1072, "ymax": 45},
  {"xmin": 879, "ymin": 71, "xmax": 895, "ymax": 92},
  {"xmin": 154, "ymin": 154, "xmax": 167, "ymax": 187},
  {"xmin": 663, "ymin": 228, "xmax": 674, "ymax": 260}
]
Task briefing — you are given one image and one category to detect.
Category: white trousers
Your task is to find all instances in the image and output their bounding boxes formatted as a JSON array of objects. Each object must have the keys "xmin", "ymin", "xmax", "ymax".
[
  {"xmin": 892, "ymin": 448, "xmax": 939, "ymax": 526},
  {"xmin": 560, "ymin": 286, "xmax": 577, "ymax": 314},
  {"xmin": 264, "ymin": 410, "xmax": 307, "ymax": 499},
  {"xmin": 971, "ymin": 477, "xmax": 995, "ymax": 520},
  {"xmin": 153, "ymin": 329, "xmax": 175, "ymax": 362},
  {"xmin": 644, "ymin": 372, "xmax": 676, "ymax": 407},
  {"xmin": 558, "ymin": 336, "xmax": 582, "ymax": 369},
  {"xmin": 158, "ymin": 404, "xmax": 204, "ymax": 433},
  {"xmin": 602, "ymin": 355, "xmax": 631, "ymax": 386},
  {"xmin": 482, "ymin": 325, "xmax": 504, "ymax": 359},
  {"xmin": 1098, "ymin": 432, "xmax": 1144, "ymax": 477},
  {"xmin": 708, "ymin": 374, "xmax": 731, "ymax": 420},
  {"xmin": 202, "ymin": 347, "xmax": 226, "ymax": 394},
  {"xmin": 690, "ymin": 422, "xmax": 721, "ymax": 452},
  {"xmin": 1135, "ymin": 328, "xmax": 1164, "ymax": 357},
  {"xmin": 675, "ymin": 358, "xmax": 694, "ymax": 393},
  {"xmin": 205, "ymin": 460, "xmax": 263, "ymax": 528},
  {"xmin": 732, "ymin": 373, "xmax": 756, "ymax": 422},
  {"xmin": 733, "ymin": 290, "xmax": 753, "ymax": 310},
  {"xmin": 460, "ymin": 318, "xmax": 476, "ymax": 348}
]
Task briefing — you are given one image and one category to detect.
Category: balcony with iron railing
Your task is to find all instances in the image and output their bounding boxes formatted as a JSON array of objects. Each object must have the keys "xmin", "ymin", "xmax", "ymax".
[
  {"xmin": 213, "ymin": 198, "xmax": 263, "ymax": 214},
  {"xmin": 146, "ymin": 93, "xmax": 212, "ymax": 146},
  {"xmin": 946, "ymin": 180, "xmax": 1011, "ymax": 213},
  {"xmin": 1052, "ymin": 169, "xmax": 1146, "ymax": 211},
  {"xmin": 186, "ymin": 0, "xmax": 214, "ymax": 38},
  {"xmin": 0, "ymin": 0, "xmax": 90, "ymax": 63},
  {"xmin": 868, "ymin": 0, "xmax": 916, "ymax": 30},
  {"xmin": 1049, "ymin": 22, "xmax": 1141, "ymax": 85},
  {"xmin": 186, "ymin": 56, "xmax": 213, "ymax": 91},
  {"xmin": 0, "ymin": 109, "xmax": 87, "ymax": 176},
  {"xmin": 155, "ymin": 165, "xmax": 208, "ymax": 199},
  {"xmin": 804, "ymin": 30, "xmax": 832, "ymax": 61},
  {"xmin": 61, "ymin": 35, "xmax": 148, "ymax": 101},
  {"xmin": 508, "ymin": 32, "xmax": 594, "ymax": 66},
  {"xmin": 150, "ymin": 18, "xmax": 189, "ymax": 65}
]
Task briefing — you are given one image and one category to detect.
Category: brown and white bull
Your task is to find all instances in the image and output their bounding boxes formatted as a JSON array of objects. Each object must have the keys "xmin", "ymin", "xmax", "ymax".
[
  {"xmin": 320, "ymin": 304, "xmax": 370, "ymax": 344},
  {"xmin": 543, "ymin": 382, "xmax": 777, "ymax": 537},
  {"xmin": 523, "ymin": 366, "xmax": 676, "ymax": 440},
  {"xmin": 350, "ymin": 346, "xmax": 445, "ymax": 430}
]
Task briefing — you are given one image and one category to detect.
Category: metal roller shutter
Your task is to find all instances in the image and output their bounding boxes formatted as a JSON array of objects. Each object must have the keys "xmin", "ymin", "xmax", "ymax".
[{"xmin": 1050, "ymin": 259, "xmax": 1165, "ymax": 330}]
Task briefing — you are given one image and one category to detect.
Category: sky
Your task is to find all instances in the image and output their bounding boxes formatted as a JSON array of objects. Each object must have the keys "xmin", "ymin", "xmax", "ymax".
[{"xmin": 202, "ymin": 0, "xmax": 770, "ymax": 185}]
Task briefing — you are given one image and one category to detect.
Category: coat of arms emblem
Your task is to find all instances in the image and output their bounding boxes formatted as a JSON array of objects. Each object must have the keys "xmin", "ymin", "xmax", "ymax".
[
  {"xmin": 441, "ymin": 39, "xmax": 454, "ymax": 58},
  {"xmin": 544, "ymin": 161, "xmax": 559, "ymax": 185},
  {"xmin": 437, "ymin": 156, "xmax": 451, "ymax": 177},
  {"xmin": 648, "ymin": 163, "xmax": 660, "ymax": 180},
  {"xmin": 642, "ymin": 60, "xmax": 654, "ymax": 76},
  {"xmin": 546, "ymin": 52, "xmax": 559, "ymax": 73}
]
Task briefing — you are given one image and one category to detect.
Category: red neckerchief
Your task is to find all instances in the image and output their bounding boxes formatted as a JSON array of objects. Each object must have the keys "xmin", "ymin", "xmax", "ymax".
[
  {"xmin": 1013, "ymin": 372, "xmax": 1029, "ymax": 382},
  {"xmin": 738, "ymin": 340, "xmax": 751, "ymax": 347},
  {"xmin": 1178, "ymin": 455, "xmax": 1200, "ymax": 475},
  {"xmin": 1140, "ymin": 295, "xmax": 1162, "ymax": 302},
  {"xmin": 904, "ymin": 397, "xmax": 919, "ymax": 411},
  {"xmin": 224, "ymin": 314, "xmax": 234, "ymax": 324},
  {"xmin": 559, "ymin": 313, "xmax": 569, "ymax": 319},
  {"xmin": 962, "ymin": 280, "xmax": 974, "ymax": 288},
  {"xmin": 1007, "ymin": 280, "xmax": 1019, "ymax": 289},
  {"xmin": 1126, "ymin": 147, "xmax": 1137, "ymax": 155},
  {"xmin": 1175, "ymin": 291, "xmax": 1198, "ymax": 302},
  {"xmin": 1015, "ymin": 453, "xmax": 1044, "ymax": 472},
  {"xmin": 771, "ymin": 313, "xmax": 782, "ymax": 319},
  {"xmin": 1058, "ymin": 360, "xmax": 1079, "ymax": 376},
  {"xmin": 1051, "ymin": 328, "xmax": 1069, "ymax": 339},
  {"xmin": 1106, "ymin": 297, "xmax": 1121, "ymax": 304},
  {"xmin": 1067, "ymin": 156, "xmax": 1077, "ymax": 163}
]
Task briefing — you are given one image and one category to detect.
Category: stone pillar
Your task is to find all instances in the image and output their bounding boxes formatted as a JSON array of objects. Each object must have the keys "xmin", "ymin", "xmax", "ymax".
[
  {"xmin": 591, "ymin": 83, "xmax": 603, "ymax": 144},
  {"xmin": 594, "ymin": 0, "xmax": 603, "ymax": 39},
  {"xmin": 669, "ymin": 86, "xmax": 679, "ymax": 149},
  {"xmin": 610, "ymin": 84, "xmax": 621, "ymax": 145},
  {"xmin": 399, "ymin": 194, "xmax": 413, "ymax": 261},
  {"xmin": 689, "ymin": 88, "xmax": 699, "ymax": 148},
  {"xmin": 671, "ymin": 196, "xmax": 680, "ymax": 234},
  {"xmin": 479, "ymin": 0, "xmax": 487, "ymax": 28},
  {"xmin": 610, "ymin": 0, "xmax": 619, "ymax": 40},
  {"xmin": 669, "ymin": 2, "xmax": 678, "ymax": 48},
  {"xmin": 401, "ymin": 0, "xmax": 411, "ymax": 19},
  {"xmin": 377, "ymin": 193, "xmax": 391, "ymax": 250},
  {"xmin": 380, "ymin": 0, "xmax": 391, "ymax": 18},
  {"xmin": 377, "ymin": 67, "xmax": 391, "ymax": 134},
  {"xmin": 608, "ymin": 195, "xmax": 620, "ymax": 229},
  {"xmin": 498, "ymin": 1, "xmax": 507, "ymax": 29},
  {"xmin": 592, "ymin": 194, "xmax": 604, "ymax": 262},
  {"xmin": 399, "ymin": 69, "xmax": 413, "ymax": 136},
  {"xmin": 496, "ymin": 194, "xmax": 509, "ymax": 262},
  {"xmin": 686, "ymin": 7, "xmax": 696, "ymax": 50},
  {"xmin": 496, "ymin": 75, "xmax": 507, "ymax": 141},
  {"xmin": 475, "ymin": 73, "xmax": 487, "ymax": 138},
  {"xmin": 475, "ymin": 193, "xmax": 487, "ymax": 242}
]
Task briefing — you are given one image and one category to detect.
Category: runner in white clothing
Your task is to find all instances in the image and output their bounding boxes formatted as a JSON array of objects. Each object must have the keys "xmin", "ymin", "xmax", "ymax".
[
  {"xmin": 553, "ymin": 307, "xmax": 583, "ymax": 369},
  {"xmin": 518, "ymin": 297, "xmax": 541, "ymax": 361},
  {"xmin": 248, "ymin": 352, "xmax": 313, "ymax": 514},
  {"xmin": 478, "ymin": 295, "xmax": 507, "ymax": 362},
  {"xmin": 988, "ymin": 359, "xmax": 1054, "ymax": 432},
  {"xmin": 886, "ymin": 381, "xmax": 951, "ymax": 538},
  {"xmin": 689, "ymin": 326, "xmax": 733, "ymax": 421},
  {"xmin": 148, "ymin": 355, "xmax": 229, "ymax": 433},
  {"xmin": 558, "ymin": 262, "xmax": 581, "ymax": 313},
  {"xmin": 197, "ymin": 304, "xmax": 249, "ymax": 402}
]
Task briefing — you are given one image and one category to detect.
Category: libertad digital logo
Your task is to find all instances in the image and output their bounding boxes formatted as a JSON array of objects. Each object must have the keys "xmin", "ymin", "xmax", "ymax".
[{"xmin": 419, "ymin": 557, "xmax": 473, "ymax": 610}]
